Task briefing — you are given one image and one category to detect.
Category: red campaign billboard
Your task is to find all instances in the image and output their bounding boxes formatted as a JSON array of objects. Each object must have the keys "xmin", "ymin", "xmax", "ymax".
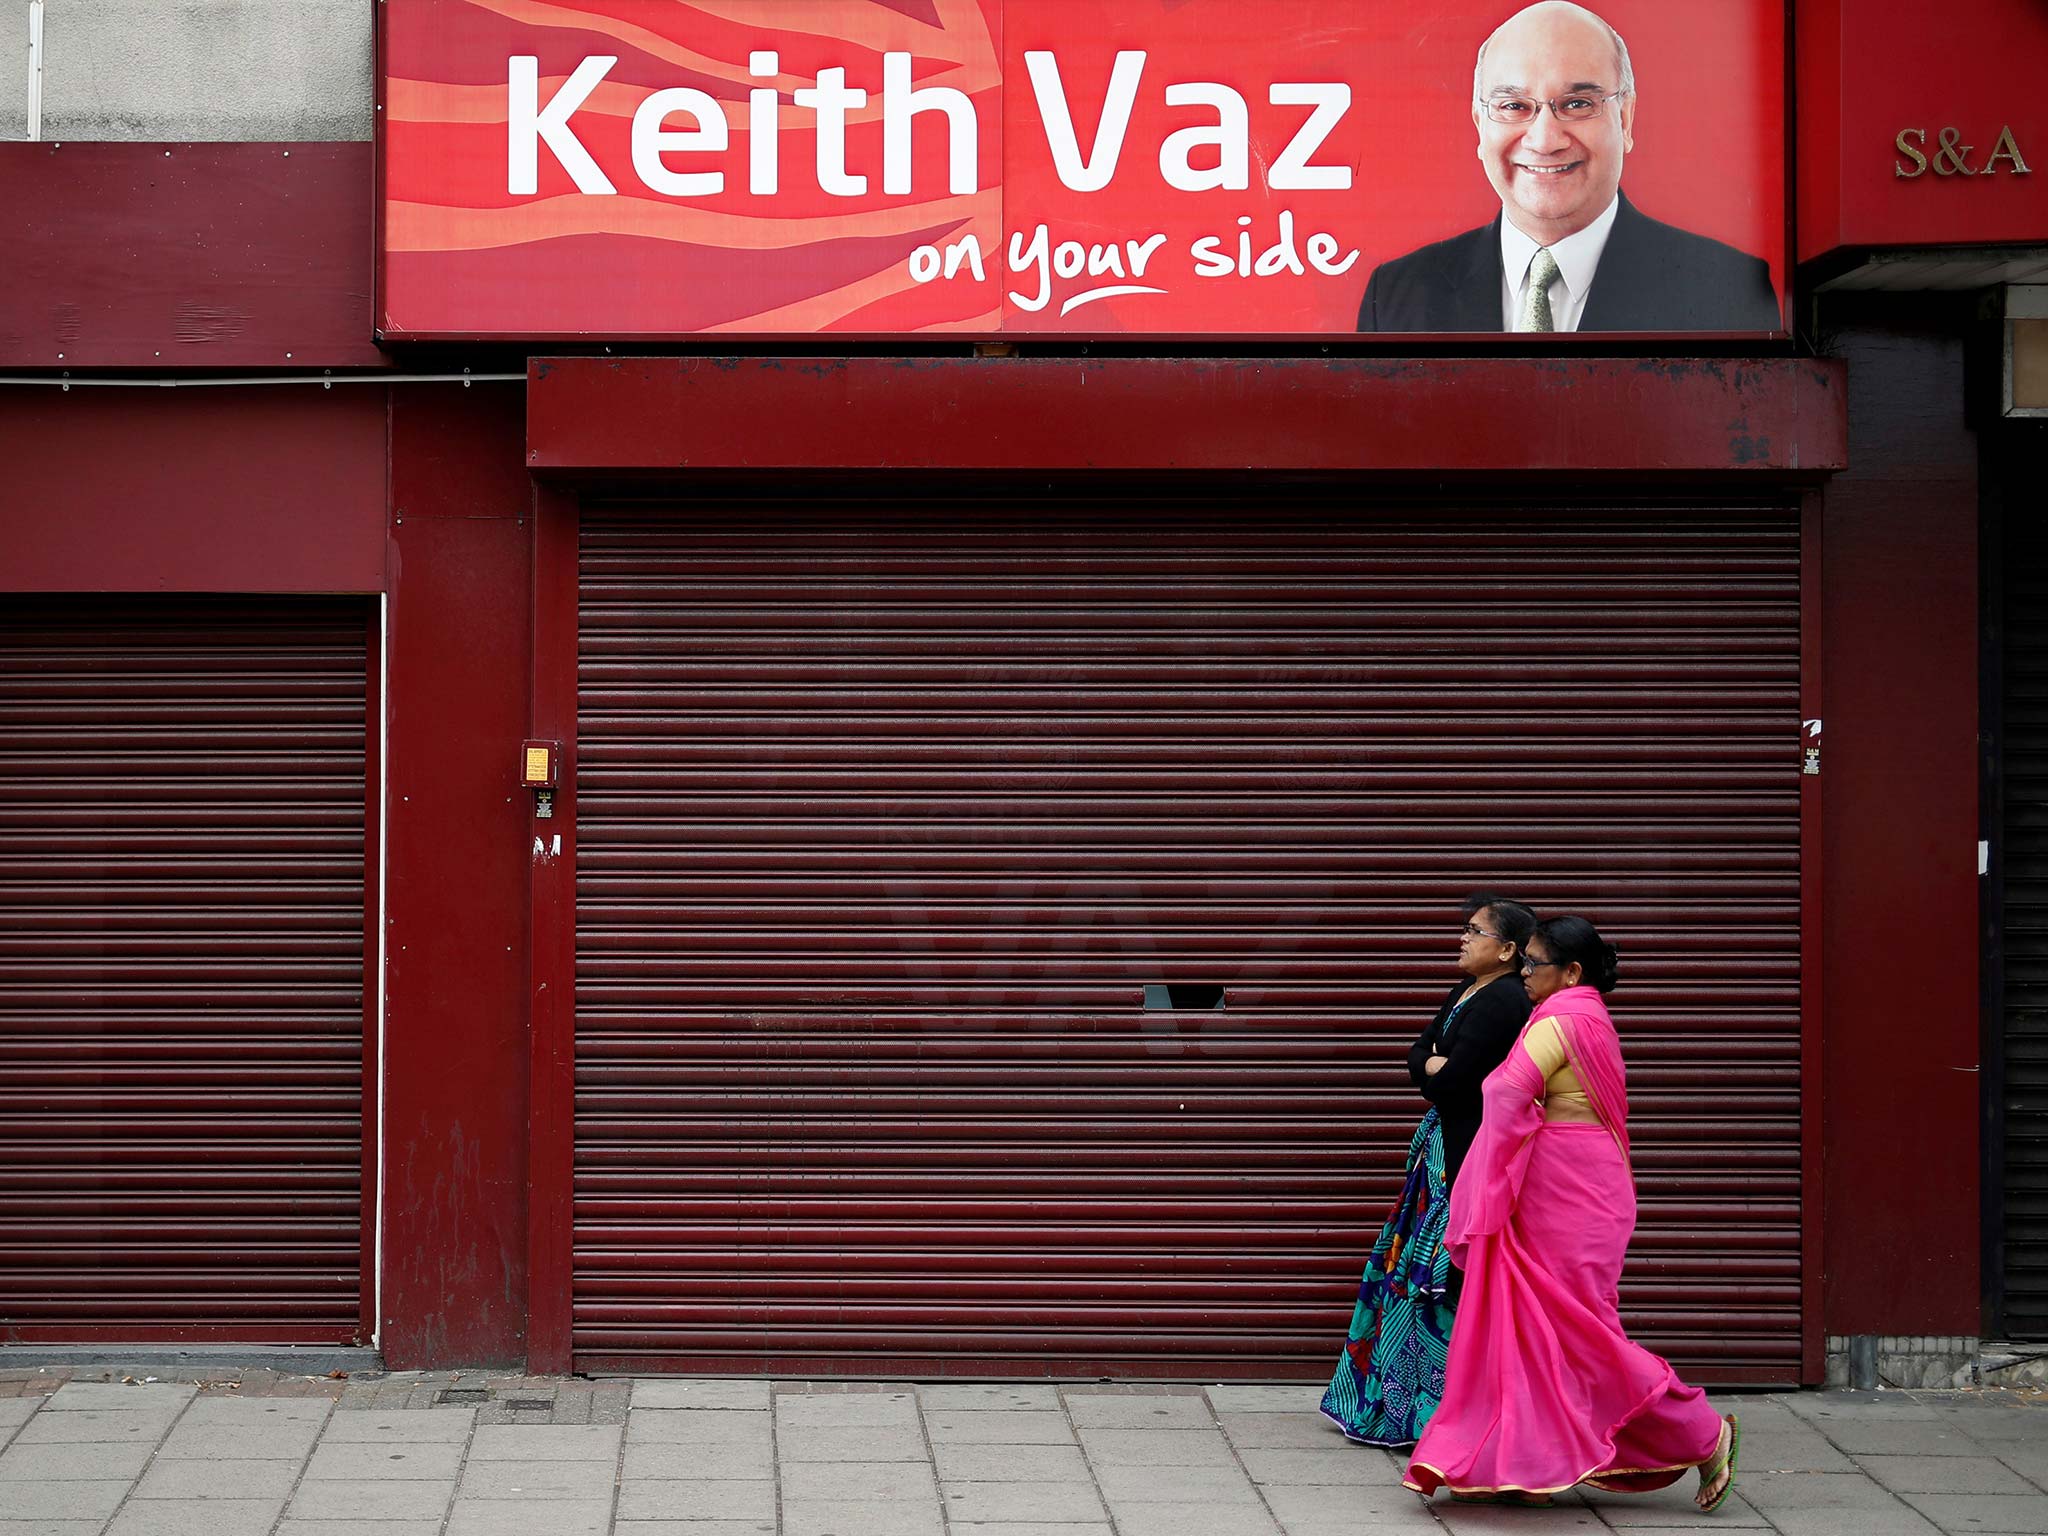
[{"xmin": 378, "ymin": 0, "xmax": 1787, "ymax": 339}]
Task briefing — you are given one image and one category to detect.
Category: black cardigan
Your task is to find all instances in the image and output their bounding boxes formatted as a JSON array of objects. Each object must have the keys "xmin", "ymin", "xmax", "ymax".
[{"xmin": 1404, "ymin": 973, "xmax": 1532, "ymax": 1186}]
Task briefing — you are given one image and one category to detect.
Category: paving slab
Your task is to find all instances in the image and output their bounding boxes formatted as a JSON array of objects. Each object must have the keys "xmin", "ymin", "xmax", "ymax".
[
  {"xmin": 1204, "ymin": 1385, "xmax": 1326, "ymax": 1414},
  {"xmin": 131, "ymin": 1458, "xmax": 302, "ymax": 1500},
  {"xmin": 922, "ymin": 1410, "xmax": 1074, "ymax": 1445},
  {"xmin": 303, "ymin": 1441, "xmax": 464, "ymax": 1490},
  {"xmin": 775, "ymin": 1424, "xmax": 928, "ymax": 1462},
  {"xmin": 774, "ymin": 1391, "xmax": 918, "ymax": 1428},
  {"xmin": 1734, "ymin": 1417, "xmax": 1861, "ymax": 1473},
  {"xmin": 0, "ymin": 1482, "xmax": 132, "ymax": 1520},
  {"xmin": 1784, "ymin": 1391, "xmax": 1945, "ymax": 1423},
  {"xmin": 1578, "ymin": 1484, "xmax": 1769, "ymax": 1527},
  {"xmin": 611, "ymin": 1479, "xmax": 775, "ymax": 1521},
  {"xmin": 1857, "ymin": 1452, "xmax": 2038, "ymax": 1494},
  {"xmin": 946, "ymin": 1525, "xmax": 1115, "ymax": 1536},
  {"xmin": 1899, "ymin": 1491, "xmax": 2048, "ymax": 1532},
  {"xmin": 1820, "ymin": 1419, "xmax": 1987, "ymax": 1457},
  {"xmin": 0, "ymin": 1524, "xmax": 117, "ymax": 1536},
  {"xmin": 11, "ymin": 1410, "xmax": 178, "ymax": 1447},
  {"xmin": 1431, "ymin": 1503, "xmax": 1604, "ymax": 1534},
  {"xmin": 613, "ymin": 1524, "xmax": 776, "ymax": 1536},
  {"xmin": 154, "ymin": 1420, "xmax": 324, "ymax": 1460},
  {"xmin": 1741, "ymin": 1470, "xmax": 1921, "ymax": 1511},
  {"xmin": 1260, "ymin": 1481, "xmax": 1440, "ymax": 1525},
  {"xmin": 1219, "ymin": 1410, "xmax": 1352, "ymax": 1449},
  {"xmin": 781, "ymin": 1498, "xmax": 943, "ymax": 1536},
  {"xmin": 620, "ymin": 1440, "xmax": 774, "ymax": 1480},
  {"xmin": 940, "ymin": 1480, "xmax": 1107, "ymax": 1523},
  {"xmin": 779, "ymin": 1458, "xmax": 937, "ymax": 1501},
  {"xmin": 285, "ymin": 1479, "xmax": 457, "ymax": 1521},
  {"xmin": 1109, "ymin": 1500, "xmax": 1283, "ymax": 1536},
  {"xmin": 1757, "ymin": 1511, "xmax": 1942, "ymax": 1536},
  {"xmin": 1062, "ymin": 1394, "xmax": 1215, "ymax": 1429},
  {"xmin": 1238, "ymin": 1446, "xmax": 1408, "ymax": 1486},
  {"xmin": 43, "ymin": 1384, "xmax": 195, "ymax": 1413},
  {"xmin": 322, "ymin": 1409, "xmax": 476, "ymax": 1442},
  {"xmin": 444, "ymin": 1500, "xmax": 613, "ymax": 1536},
  {"xmin": 103, "ymin": 1501, "xmax": 288, "ymax": 1536},
  {"xmin": 1073, "ymin": 1427, "xmax": 1238, "ymax": 1467},
  {"xmin": 178, "ymin": 1397, "xmax": 330, "ymax": 1425},
  {"xmin": 1929, "ymin": 1400, "xmax": 2048, "ymax": 1441},
  {"xmin": 624, "ymin": 1381, "xmax": 769, "ymax": 1412},
  {"xmin": 931, "ymin": 1441, "xmax": 1091, "ymax": 1482},
  {"xmin": 1994, "ymin": 1441, "xmax": 2048, "ymax": 1488},
  {"xmin": 0, "ymin": 1439, "xmax": 156, "ymax": 1480},
  {"xmin": 1092, "ymin": 1462, "xmax": 1267, "ymax": 1505},
  {"xmin": 468, "ymin": 1424, "xmax": 621, "ymax": 1461},
  {"xmin": 276, "ymin": 1524, "xmax": 443, "ymax": 1536},
  {"xmin": 624, "ymin": 1411, "xmax": 770, "ymax": 1446},
  {"xmin": 916, "ymin": 1384, "xmax": 1061, "ymax": 1412},
  {"xmin": 458, "ymin": 1457, "xmax": 620, "ymax": 1499}
]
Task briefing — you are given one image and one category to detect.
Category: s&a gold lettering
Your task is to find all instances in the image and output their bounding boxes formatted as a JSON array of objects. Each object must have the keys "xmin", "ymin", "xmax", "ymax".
[
  {"xmin": 1895, "ymin": 127, "xmax": 1928, "ymax": 178},
  {"xmin": 1984, "ymin": 125, "xmax": 2033, "ymax": 176},
  {"xmin": 1932, "ymin": 127, "xmax": 1975, "ymax": 175}
]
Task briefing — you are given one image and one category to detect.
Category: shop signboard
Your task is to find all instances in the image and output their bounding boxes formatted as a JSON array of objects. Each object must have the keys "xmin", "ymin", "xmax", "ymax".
[
  {"xmin": 1798, "ymin": 0, "xmax": 2048, "ymax": 262},
  {"xmin": 377, "ymin": 0, "xmax": 1788, "ymax": 339}
]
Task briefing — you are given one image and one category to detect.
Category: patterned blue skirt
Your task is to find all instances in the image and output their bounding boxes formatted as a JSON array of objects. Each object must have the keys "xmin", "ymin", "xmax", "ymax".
[{"xmin": 1318, "ymin": 1106, "xmax": 1455, "ymax": 1448}]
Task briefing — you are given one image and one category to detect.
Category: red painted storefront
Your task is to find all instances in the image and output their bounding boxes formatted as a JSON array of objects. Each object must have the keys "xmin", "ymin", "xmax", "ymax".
[{"xmin": 0, "ymin": 0, "xmax": 2036, "ymax": 1377}]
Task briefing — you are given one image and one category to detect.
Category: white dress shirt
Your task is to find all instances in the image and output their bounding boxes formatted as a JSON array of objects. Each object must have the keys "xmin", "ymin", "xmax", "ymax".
[{"xmin": 1499, "ymin": 196, "xmax": 1620, "ymax": 332}]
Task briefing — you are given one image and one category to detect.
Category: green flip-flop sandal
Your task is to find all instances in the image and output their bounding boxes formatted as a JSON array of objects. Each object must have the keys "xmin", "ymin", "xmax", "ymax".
[{"xmin": 1699, "ymin": 1413, "xmax": 1742, "ymax": 1514}]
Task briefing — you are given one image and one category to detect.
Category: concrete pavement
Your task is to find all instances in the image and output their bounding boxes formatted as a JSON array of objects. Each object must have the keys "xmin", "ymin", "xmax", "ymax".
[{"xmin": 1, "ymin": 1369, "xmax": 2043, "ymax": 1536}]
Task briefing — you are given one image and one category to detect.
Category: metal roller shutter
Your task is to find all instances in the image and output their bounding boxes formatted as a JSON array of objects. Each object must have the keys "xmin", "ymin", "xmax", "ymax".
[
  {"xmin": 574, "ymin": 501, "xmax": 1803, "ymax": 1380},
  {"xmin": 2002, "ymin": 521, "xmax": 2048, "ymax": 1338},
  {"xmin": 0, "ymin": 597, "xmax": 371, "ymax": 1343}
]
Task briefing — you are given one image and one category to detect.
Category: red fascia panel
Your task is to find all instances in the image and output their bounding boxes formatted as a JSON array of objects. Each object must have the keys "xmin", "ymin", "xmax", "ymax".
[
  {"xmin": 0, "ymin": 142, "xmax": 385, "ymax": 370},
  {"xmin": 527, "ymin": 357, "xmax": 1848, "ymax": 476},
  {"xmin": 1, "ymin": 386, "xmax": 388, "ymax": 594}
]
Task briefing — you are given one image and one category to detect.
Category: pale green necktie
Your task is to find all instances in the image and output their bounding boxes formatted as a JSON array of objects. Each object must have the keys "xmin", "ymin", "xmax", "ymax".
[{"xmin": 1519, "ymin": 246, "xmax": 1562, "ymax": 332}]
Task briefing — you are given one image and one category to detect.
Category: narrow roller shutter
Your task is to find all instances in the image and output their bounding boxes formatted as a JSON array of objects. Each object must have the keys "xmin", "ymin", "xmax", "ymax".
[
  {"xmin": 2003, "ymin": 523, "xmax": 2048, "ymax": 1338},
  {"xmin": 575, "ymin": 502, "xmax": 1803, "ymax": 1381},
  {"xmin": 0, "ymin": 598, "xmax": 370, "ymax": 1343}
]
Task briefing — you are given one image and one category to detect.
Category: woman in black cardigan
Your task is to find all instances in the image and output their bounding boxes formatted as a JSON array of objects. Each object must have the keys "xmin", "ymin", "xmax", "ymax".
[
  {"xmin": 1320, "ymin": 893, "xmax": 1536, "ymax": 1447},
  {"xmin": 1409, "ymin": 901, "xmax": 1540, "ymax": 1189}
]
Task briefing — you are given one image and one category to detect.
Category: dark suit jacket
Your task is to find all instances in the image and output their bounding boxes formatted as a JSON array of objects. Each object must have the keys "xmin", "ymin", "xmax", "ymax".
[
  {"xmin": 1404, "ymin": 972, "xmax": 1531, "ymax": 1187},
  {"xmin": 1357, "ymin": 191, "xmax": 1781, "ymax": 333}
]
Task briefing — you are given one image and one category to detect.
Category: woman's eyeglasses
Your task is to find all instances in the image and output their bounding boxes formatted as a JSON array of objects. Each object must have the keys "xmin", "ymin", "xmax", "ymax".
[
  {"xmin": 1521, "ymin": 957, "xmax": 1566, "ymax": 973},
  {"xmin": 1461, "ymin": 923, "xmax": 1503, "ymax": 941}
]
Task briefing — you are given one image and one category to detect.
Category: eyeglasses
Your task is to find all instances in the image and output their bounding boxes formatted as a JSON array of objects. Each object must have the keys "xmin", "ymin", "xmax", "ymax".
[
  {"xmin": 1460, "ymin": 923, "xmax": 1504, "ymax": 941},
  {"xmin": 1480, "ymin": 88, "xmax": 1629, "ymax": 125},
  {"xmin": 1521, "ymin": 957, "xmax": 1566, "ymax": 973}
]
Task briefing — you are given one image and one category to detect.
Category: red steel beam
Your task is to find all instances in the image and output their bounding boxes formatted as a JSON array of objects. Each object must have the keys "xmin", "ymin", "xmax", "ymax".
[{"xmin": 527, "ymin": 355, "xmax": 1847, "ymax": 476}]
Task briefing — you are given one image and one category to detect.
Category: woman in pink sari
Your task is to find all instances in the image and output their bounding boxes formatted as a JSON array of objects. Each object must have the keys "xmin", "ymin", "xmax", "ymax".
[{"xmin": 1406, "ymin": 917, "xmax": 1738, "ymax": 1512}]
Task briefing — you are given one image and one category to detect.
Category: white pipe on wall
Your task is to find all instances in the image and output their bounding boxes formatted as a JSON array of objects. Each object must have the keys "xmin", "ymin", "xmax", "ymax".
[{"xmin": 27, "ymin": 2, "xmax": 44, "ymax": 142}]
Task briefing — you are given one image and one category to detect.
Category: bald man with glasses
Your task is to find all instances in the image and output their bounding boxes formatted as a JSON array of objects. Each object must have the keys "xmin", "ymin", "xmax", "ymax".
[{"xmin": 1357, "ymin": 1, "xmax": 1781, "ymax": 334}]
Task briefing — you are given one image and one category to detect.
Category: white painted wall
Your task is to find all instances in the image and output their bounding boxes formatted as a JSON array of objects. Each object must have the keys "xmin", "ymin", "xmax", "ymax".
[{"xmin": 1, "ymin": 0, "xmax": 372, "ymax": 141}]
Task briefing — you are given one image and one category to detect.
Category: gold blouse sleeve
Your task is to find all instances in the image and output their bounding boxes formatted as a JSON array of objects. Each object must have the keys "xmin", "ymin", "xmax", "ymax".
[{"xmin": 1521, "ymin": 1014, "xmax": 1570, "ymax": 1078}]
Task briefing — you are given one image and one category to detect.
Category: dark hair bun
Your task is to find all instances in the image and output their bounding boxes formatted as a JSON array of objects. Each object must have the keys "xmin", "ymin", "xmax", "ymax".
[{"xmin": 1585, "ymin": 938, "xmax": 1620, "ymax": 994}]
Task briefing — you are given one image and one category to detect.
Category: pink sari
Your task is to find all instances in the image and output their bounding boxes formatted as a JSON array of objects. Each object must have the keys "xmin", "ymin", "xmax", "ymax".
[{"xmin": 1406, "ymin": 985, "xmax": 1722, "ymax": 1497}]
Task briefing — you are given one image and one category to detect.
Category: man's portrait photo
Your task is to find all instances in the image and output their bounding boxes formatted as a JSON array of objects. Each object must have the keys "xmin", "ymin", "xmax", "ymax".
[{"xmin": 1357, "ymin": 1, "xmax": 1783, "ymax": 333}]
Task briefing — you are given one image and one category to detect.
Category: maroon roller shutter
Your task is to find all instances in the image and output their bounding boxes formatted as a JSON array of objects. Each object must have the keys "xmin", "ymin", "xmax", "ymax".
[
  {"xmin": 574, "ymin": 502, "xmax": 1802, "ymax": 1381},
  {"xmin": 0, "ymin": 598, "xmax": 371, "ymax": 1343}
]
